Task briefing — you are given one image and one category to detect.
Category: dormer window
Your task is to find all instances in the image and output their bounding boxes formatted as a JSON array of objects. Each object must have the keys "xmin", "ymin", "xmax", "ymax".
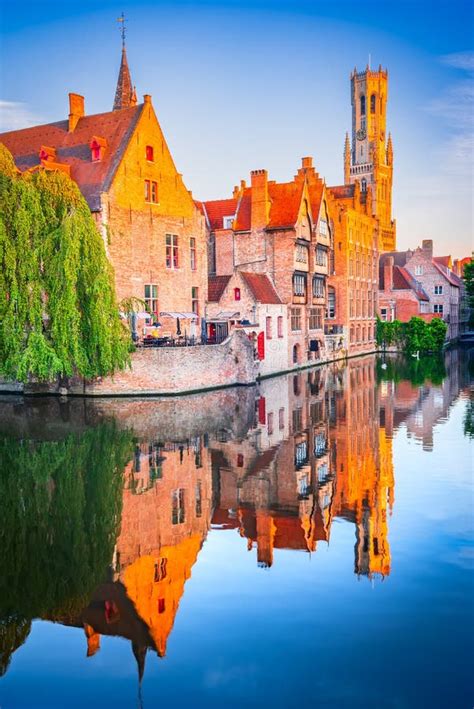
[
  {"xmin": 90, "ymin": 136, "xmax": 107, "ymax": 162},
  {"xmin": 146, "ymin": 145, "xmax": 154, "ymax": 162},
  {"xmin": 39, "ymin": 145, "xmax": 56, "ymax": 163},
  {"xmin": 223, "ymin": 215, "xmax": 234, "ymax": 229}
]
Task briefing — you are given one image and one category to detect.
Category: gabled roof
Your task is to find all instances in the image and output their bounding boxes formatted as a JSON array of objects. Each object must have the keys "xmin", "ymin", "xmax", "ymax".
[
  {"xmin": 0, "ymin": 105, "xmax": 143, "ymax": 211},
  {"xmin": 202, "ymin": 198, "xmax": 238, "ymax": 230},
  {"xmin": 432, "ymin": 260, "xmax": 461, "ymax": 287},
  {"xmin": 233, "ymin": 181, "xmax": 305, "ymax": 232},
  {"xmin": 208, "ymin": 275, "xmax": 231, "ymax": 302},
  {"xmin": 240, "ymin": 272, "xmax": 282, "ymax": 304},
  {"xmin": 394, "ymin": 266, "xmax": 429, "ymax": 301}
]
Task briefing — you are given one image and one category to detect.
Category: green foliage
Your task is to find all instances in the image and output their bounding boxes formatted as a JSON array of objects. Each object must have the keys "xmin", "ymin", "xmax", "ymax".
[
  {"xmin": 376, "ymin": 354, "xmax": 446, "ymax": 386},
  {"xmin": 0, "ymin": 144, "xmax": 130, "ymax": 382},
  {"xmin": 463, "ymin": 259, "xmax": 474, "ymax": 309},
  {"xmin": 377, "ymin": 314, "xmax": 447, "ymax": 354},
  {"xmin": 0, "ymin": 423, "xmax": 133, "ymax": 625}
]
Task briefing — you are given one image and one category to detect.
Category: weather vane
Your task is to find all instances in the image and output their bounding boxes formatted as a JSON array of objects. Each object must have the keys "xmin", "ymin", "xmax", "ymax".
[{"xmin": 117, "ymin": 12, "xmax": 127, "ymax": 49}]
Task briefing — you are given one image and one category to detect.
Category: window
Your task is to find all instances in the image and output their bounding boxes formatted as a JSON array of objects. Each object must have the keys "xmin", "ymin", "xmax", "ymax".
[
  {"xmin": 192, "ymin": 287, "xmax": 199, "ymax": 315},
  {"xmin": 327, "ymin": 286, "xmax": 336, "ymax": 319},
  {"xmin": 146, "ymin": 145, "xmax": 154, "ymax": 161},
  {"xmin": 234, "ymin": 287, "xmax": 241, "ymax": 301},
  {"xmin": 291, "ymin": 308, "xmax": 302, "ymax": 331},
  {"xmin": 315, "ymin": 245, "xmax": 328, "ymax": 267},
  {"xmin": 414, "ymin": 265, "xmax": 423, "ymax": 276},
  {"xmin": 190, "ymin": 237, "xmax": 197, "ymax": 270},
  {"xmin": 91, "ymin": 143, "xmax": 101, "ymax": 161},
  {"xmin": 266, "ymin": 316, "xmax": 272, "ymax": 339},
  {"xmin": 223, "ymin": 215, "xmax": 234, "ymax": 229},
  {"xmin": 144, "ymin": 284, "xmax": 158, "ymax": 315},
  {"xmin": 434, "ymin": 285, "xmax": 443, "ymax": 295},
  {"xmin": 195, "ymin": 481, "xmax": 202, "ymax": 517},
  {"xmin": 293, "ymin": 273, "xmax": 307, "ymax": 297},
  {"xmin": 295, "ymin": 440, "xmax": 307, "ymax": 468},
  {"xmin": 277, "ymin": 315, "xmax": 283, "ymax": 338},
  {"xmin": 279, "ymin": 407, "xmax": 285, "ymax": 430},
  {"xmin": 267, "ymin": 412, "xmax": 274, "ymax": 435},
  {"xmin": 171, "ymin": 488, "xmax": 185, "ymax": 524},
  {"xmin": 166, "ymin": 234, "xmax": 179, "ymax": 268},
  {"xmin": 292, "ymin": 407, "xmax": 303, "ymax": 431},
  {"xmin": 434, "ymin": 304, "xmax": 444, "ymax": 314},
  {"xmin": 370, "ymin": 94, "xmax": 376, "ymax": 113},
  {"xmin": 145, "ymin": 180, "xmax": 158, "ymax": 203},
  {"xmin": 158, "ymin": 598, "xmax": 166, "ymax": 614},
  {"xmin": 319, "ymin": 219, "xmax": 328, "ymax": 236},
  {"xmin": 360, "ymin": 94, "xmax": 366, "ymax": 116},
  {"xmin": 295, "ymin": 244, "xmax": 308, "ymax": 263},
  {"xmin": 380, "ymin": 307, "xmax": 387, "ymax": 322},
  {"xmin": 154, "ymin": 558, "xmax": 167, "ymax": 582},
  {"xmin": 309, "ymin": 307, "xmax": 323, "ymax": 330},
  {"xmin": 312, "ymin": 275, "xmax": 325, "ymax": 298},
  {"xmin": 361, "ymin": 178, "xmax": 367, "ymax": 193}
]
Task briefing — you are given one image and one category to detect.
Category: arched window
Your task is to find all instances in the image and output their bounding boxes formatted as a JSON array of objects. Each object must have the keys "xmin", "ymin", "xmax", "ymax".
[
  {"xmin": 293, "ymin": 344, "xmax": 300, "ymax": 364},
  {"xmin": 370, "ymin": 94, "xmax": 376, "ymax": 113},
  {"xmin": 360, "ymin": 94, "xmax": 366, "ymax": 116},
  {"xmin": 361, "ymin": 178, "xmax": 367, "ymax": 193}
]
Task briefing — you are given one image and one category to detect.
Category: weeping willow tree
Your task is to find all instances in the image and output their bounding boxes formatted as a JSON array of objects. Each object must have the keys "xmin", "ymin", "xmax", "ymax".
[
  {"xmin": 0, "ymin": 422, "xmax": 134, "ymax": 673},
  {"xmin": 0, "ymin": 144, "xmax": 130, "ymax": 382}
]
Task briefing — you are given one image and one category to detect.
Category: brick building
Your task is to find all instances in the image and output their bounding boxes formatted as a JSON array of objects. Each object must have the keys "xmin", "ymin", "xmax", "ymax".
[
  {"xmin": 206, "ymin": 270, "xmax": 289, "ymax": 377},
  {"xmin": 380, "ymin": 240, "xmax": 462, "ymax": 339},
  {"xmin": 378, "ymin": 255, "xmax": 431, "ymax": 322},
  {"xmin": 0, "ymin": 45, "xmax": 208, "ymax": 339},
  {"xmin": 203, "ymin": 157, "xmax": 331, "ymax": 371}
]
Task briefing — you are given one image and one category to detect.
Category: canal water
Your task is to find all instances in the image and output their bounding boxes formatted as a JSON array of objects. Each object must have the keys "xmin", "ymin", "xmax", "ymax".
[{"xmin": 0, "ymin": 352, "xmax": 472, "ymax": 709}]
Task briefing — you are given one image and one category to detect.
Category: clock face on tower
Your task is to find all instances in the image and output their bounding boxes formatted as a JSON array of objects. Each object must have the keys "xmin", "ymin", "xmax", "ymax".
[{"xmin": 356, "ymin": 128, "xmax": 366, "ymax": 141}]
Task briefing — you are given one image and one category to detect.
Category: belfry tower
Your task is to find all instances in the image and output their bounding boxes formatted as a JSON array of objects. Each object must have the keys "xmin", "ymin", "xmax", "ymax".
[{"xmin": 344, "ymin": 65, "xmax": 396, "ymax": 251}]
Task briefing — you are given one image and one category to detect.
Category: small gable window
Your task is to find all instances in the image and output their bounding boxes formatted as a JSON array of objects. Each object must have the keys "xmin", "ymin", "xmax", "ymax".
[
  {"xmin": 234, "ymin": 287, "xmax": 241, "ymax": 301},
  {"xmin": 146, "ymin": 145, "xmax": 154, "ymax": 162},
  {"xmin": 90, "ymin": 136, "xmax": 107, "ymax": 162},
  {"xmin": 370, "ymin": 94, "xmax": 376, "ymax": 113}
]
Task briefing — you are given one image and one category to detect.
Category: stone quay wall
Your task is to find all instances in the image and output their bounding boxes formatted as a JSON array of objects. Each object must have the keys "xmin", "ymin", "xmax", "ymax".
[{"xmin": 0, "ymin": 330, "xmax": 257, "ymax": 397}]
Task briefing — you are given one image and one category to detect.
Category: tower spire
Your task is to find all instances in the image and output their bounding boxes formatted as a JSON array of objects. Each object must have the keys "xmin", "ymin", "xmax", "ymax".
[{"xmin": 113, "ymin": 13, "xmax": 137, "ymax": 111}]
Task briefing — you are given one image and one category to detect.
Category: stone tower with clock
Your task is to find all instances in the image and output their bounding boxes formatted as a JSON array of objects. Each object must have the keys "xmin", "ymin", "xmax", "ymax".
[{"xmin": 344, "ymin": 65, "xmax": 396, "ymax": 252}]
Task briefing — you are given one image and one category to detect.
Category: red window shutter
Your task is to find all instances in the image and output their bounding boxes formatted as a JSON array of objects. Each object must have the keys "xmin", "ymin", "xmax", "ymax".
[
  {"xmin": 258, "ymin": 397, "xmax": 266, "ymax": 424},
  {"xmin": 234, "ymin": 288, "xmax": 241, "ymax": 301},
  {"xmin": 257, "ymin": 331, "xmax": 265, "ymax": 360},
  {"xmin": 237, "ymin": 453, "xmax": 244, "ymax": 467}
]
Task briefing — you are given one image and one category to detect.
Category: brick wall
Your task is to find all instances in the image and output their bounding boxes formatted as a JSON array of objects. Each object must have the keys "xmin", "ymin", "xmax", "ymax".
[{"xmin": 81, "ymin": 330, "xmax": 256, "ymax": 395}]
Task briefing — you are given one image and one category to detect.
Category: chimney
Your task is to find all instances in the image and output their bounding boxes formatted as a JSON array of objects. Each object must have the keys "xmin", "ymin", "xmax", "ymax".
[
  {"xmin": 143, "ymin": 94, "xmax": 152, "ymax": 104},
  {"xmin": 301, "ymin": 156, "xmax": 313, "ymax": 169},
  {"xmin": 250, "ymin": 169, "xmax": 270, "ymax": 230},
  {"xmin": 384, "ymin": 256, "xmax": 394, "ymax": 292},
  {"xmin": 68, "ymin": 93, "xmax": 84, "ymax": 132},
  {"xmin": 422, "ymin": 239, "xmax": 433, "ymax": 257}
]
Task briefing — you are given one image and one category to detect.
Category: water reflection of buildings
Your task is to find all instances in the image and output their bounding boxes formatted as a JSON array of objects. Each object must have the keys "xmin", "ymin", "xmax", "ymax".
[
  {"xmin": 211, "ymin": 357, "xmax": 394, "ymax": 579},
  {"xmin": 0, "ymin": 351, "xmax": 469, "ymax": 680}
]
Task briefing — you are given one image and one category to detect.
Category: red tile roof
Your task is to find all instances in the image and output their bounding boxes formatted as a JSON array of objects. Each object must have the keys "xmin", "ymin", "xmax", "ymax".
[
  {"xmin": 207, "ymin": 275, "xmax": 231, "ymax": 302},
  {"xmin": 240, "ymin": 272, "xmax": 282, "ymax": 304},
  {"xmin": 233, "ymin": 181, "xmax": 306, "ymax": 231},
  {"xmin": 202, "ymin": 198, "xmax": 238, "ymax": 230},
  {"xmin": 432, "ymin": 260, "xmax": 461, "ymax": 287},
  {"xmin": 394, "ymin": 266, "xmax": 429, "ymax": 301},
  {"xmin": 433, "ymin": 256, "xmax": 451, "ymax": 269},
  {"xmin": 0, "ymin": 105, "xmax": 143, "ymax": 211}
]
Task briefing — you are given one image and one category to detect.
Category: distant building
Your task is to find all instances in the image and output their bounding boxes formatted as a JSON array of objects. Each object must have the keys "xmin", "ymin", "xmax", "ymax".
[{"xmin": 379, "ymin": 240, "xmax": 462, "ymax": 339}]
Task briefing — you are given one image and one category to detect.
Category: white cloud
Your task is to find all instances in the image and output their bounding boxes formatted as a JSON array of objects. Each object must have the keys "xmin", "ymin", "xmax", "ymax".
[
  {"xmin": 0, "ymin": 100, "xmax": 44, "ymax": 132},
  {"xmin": 440, "ymin": 50, "xmax": 474, "ymax": 72}
]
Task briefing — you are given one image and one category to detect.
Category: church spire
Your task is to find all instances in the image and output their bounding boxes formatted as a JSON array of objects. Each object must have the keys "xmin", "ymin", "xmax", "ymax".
[{"xmin": 113, "ymin": 13, "xmax": 137, "ymax": 111}]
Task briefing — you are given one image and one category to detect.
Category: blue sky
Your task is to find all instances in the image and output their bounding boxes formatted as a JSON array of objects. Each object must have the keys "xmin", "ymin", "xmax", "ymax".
[{"xmin": 0, "ymin": 0, "xmax": 472, "ymax": 257}]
